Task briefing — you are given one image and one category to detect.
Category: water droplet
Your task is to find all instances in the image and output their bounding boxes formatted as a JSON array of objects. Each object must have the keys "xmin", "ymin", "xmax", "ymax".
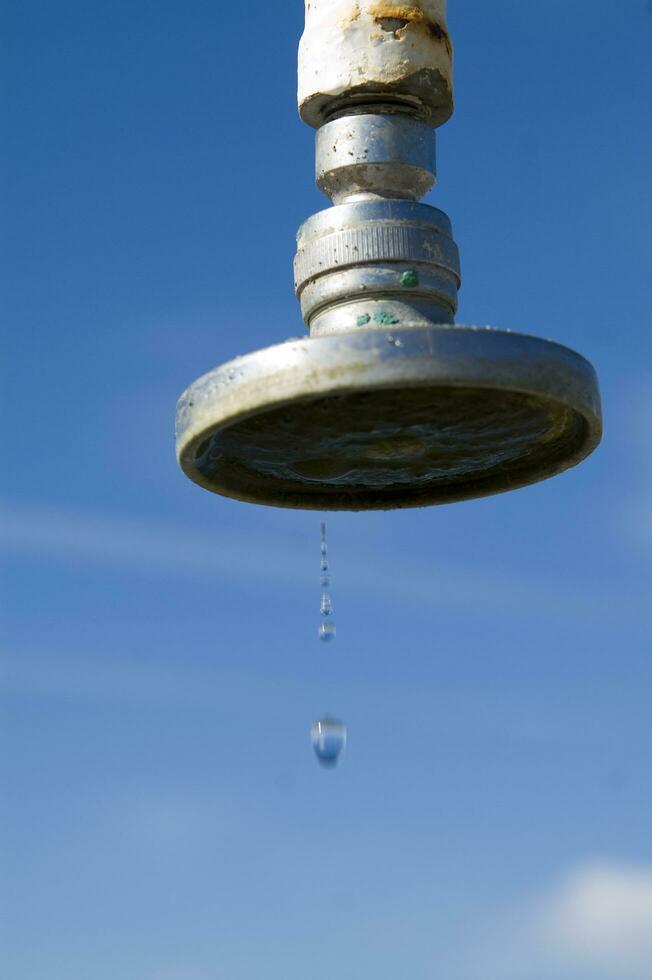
[
  {"xmin": 310, "ymin": 716, "xmax": 346, "ymax": 767},
  {"xmin": 319, "ymin": 622, "xmax": 336, "ymax": 642},
  {"xmin": 320, "ymin": 574, "xmax": 331, "ymax": 588},
  {"xmin": 320, "ymin": 593, "xmax": 333, "ymax": 616},
  {"xmin": 387, "ymin": 334, "xmax": 403, "ymax": 348},
  {"xmin": 320, "ymin": 558, "xmax": 329, "ymax": 572}
]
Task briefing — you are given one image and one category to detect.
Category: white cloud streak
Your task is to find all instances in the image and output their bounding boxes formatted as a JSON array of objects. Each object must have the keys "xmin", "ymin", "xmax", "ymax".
[
  {"xmin": 460, "ymin": 861, "xmax": 652, "ymax": 980},
  {"xmin": 1, "ymin": 498, "xmax": 646, "ymax": 627},
  {"xmin": 0, "ymin": 499, "xmax": 305, "ymax": 581}
]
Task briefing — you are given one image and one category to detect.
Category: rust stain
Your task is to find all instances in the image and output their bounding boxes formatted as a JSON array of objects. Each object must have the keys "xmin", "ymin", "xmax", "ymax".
[
  {"xmin": 369, "ymin": 2, "xmax": 452, "ymax": 57},
  {"xmin": 341, "ymin": 2, "xmax": 361, "ymax": 27},
  {"xmin": 369, "ymin": 2, "xmax": 427, "ymax": 23}
]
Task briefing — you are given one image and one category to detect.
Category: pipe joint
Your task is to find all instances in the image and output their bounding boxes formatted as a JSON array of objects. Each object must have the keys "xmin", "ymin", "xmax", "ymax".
[
  {"xmin": 316, "ymin": 114, "xmax": 436, "ymax": 204},
  {"xmin": 294, "ymin": 200, "xmax": 460, "ymax": 336}
]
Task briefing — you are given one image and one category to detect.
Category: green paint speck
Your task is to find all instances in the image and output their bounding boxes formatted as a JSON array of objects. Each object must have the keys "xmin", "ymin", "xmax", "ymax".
[
  {"xmin": 356, "ymin": 313, "xmax": 371, "ymax": 326},
  {"xmin": 373, "ymin": 311, "xmax": 400, "ymax": 326},
  {"xmin": 401, "ymin": 269, "xmax": 419, "ymax": 288}
]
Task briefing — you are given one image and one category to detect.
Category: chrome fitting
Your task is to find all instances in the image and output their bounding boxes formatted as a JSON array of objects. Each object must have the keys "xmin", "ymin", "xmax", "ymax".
[
  {"xmin": 316, "ymin": 114, "xmax": 436, "ymax": 204},
  {"xmin": 296, "ymin": 111, "xmax": 457, "ymax": 336},
  {"xmin": 294, "ymin": 199, "xmax": 460, "ymax": 335}
]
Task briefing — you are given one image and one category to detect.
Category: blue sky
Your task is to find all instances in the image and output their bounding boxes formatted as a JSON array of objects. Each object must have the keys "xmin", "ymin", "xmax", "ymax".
[{"xmin": 2, "ymin": 1, "xmax": 652, "ymax": 978}]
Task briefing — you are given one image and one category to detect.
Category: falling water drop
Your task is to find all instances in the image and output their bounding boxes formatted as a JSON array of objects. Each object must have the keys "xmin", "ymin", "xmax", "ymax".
[
  {"xmin": 320, "ymin": 593, "xmax": 333, "ymax": 616},
  {"xmin": 319, "ymin": 621, "xmax": 336, "ymax": 642},
  {"xmin": 320, "ymin": 574, "xmax": 331, "ymax": 588},
  {"xmin": 310, "ymin": 716, "xmax": 347, "ymax": 767}
]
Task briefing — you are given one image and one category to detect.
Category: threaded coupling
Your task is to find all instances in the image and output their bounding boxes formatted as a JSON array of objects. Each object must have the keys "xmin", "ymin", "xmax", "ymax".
[{"xmin": 294, "ymin": 199, "xmax": 460, "ymax": 335}]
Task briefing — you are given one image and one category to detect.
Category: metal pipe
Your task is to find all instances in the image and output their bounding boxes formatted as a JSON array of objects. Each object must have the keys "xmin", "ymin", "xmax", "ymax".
[{"xmin": 298, "ymin": 0, "xmax": 453, "ymax": 128}]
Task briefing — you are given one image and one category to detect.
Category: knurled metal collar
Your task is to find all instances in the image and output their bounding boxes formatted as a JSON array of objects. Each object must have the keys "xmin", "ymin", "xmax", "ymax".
[{"xmin": 294, "ymin": 200, "xmax": 460, "ymax": 298}]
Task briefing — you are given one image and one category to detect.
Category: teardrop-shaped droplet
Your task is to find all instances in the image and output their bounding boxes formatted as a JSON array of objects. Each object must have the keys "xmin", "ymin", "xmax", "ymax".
[
  {"xmin": 310, "ymin": 716, "xmax": 346, "ymax": 767},
  {"xmin": 320, "ymin": 574, "xmax": 331, "ymax": 589},
  {"xmin": 318, "ymin": 621, "xmax": 336, "ymax": 642},
  {"xmin": 320, "ymin": 593, "xmax": 333, "ymax": 616},
  {"xmin": 320, "ymin": 558, "xmax": 329, "ymax": 572}
]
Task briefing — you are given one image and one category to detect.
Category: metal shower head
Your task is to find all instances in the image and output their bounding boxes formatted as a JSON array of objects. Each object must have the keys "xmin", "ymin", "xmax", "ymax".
[{"xmin": 175, "ymin": 1, "xmax": 601, "ymax": 511}]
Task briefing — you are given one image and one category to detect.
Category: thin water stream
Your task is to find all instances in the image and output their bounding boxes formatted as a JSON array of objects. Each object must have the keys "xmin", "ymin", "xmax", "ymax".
[{"xmin": 311, "ymin": 521, "xmax": 346, "ymax": 767}]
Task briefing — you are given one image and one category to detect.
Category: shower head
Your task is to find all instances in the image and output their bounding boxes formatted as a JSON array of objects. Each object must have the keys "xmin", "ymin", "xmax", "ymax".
[
  {"xmin": 177, "ymin": 327, "xmax": 600, "ymax": 511},
  {"xmin": 175, "ymin": 1, "xmax": 601, "ymax": 510}
]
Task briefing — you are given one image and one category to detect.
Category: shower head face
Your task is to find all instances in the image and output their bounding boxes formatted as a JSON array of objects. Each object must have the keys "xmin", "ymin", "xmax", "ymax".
[{"xmin": 176, "ymin": 327, "xmax": 601, "ymax": 511}]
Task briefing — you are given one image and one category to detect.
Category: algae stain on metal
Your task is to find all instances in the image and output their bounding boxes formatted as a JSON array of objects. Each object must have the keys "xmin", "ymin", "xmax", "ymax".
[
  {"xmin": 400, "ymin": 269, "xmax": 419, "ymax": 288},
  {"xmin": 373, "ymin": 311, "xmax": 400, "ymax": 325}
]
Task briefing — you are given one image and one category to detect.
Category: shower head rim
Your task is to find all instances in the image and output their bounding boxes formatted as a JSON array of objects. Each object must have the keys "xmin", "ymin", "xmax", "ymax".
[{"xmin": 175, "ymin": 325, "xmax": 602, "ymax": 511}]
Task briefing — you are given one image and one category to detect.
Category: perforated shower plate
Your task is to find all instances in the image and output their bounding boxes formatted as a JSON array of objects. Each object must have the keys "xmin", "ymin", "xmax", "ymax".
[{"xmin": 176, "ymin": 326, "xmax": 601, "ymax": 510}]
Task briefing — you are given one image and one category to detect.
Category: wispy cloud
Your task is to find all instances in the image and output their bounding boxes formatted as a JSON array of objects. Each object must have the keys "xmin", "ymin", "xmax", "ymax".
[
  {"xmin": 459, "ymin": 861, "xmax": 652, "ymax": 980},
  {"xmin": 622, "ymin": 494, "xmax": 652, "ymax": 551},
  {"xmin": 145, "ymin": 970, "xmax": 220, "ymax": 980},
  {"xmin": 541, "ymin": 864, "xmax": 652, "ymax": 968},
  {"xmin": 0, "ymin": 498, "xmax": 648, "ymax": 625},
  {"xmin": 0, "ymin": 499, "xmax": 305, "ymax": 581},
  {"xmin": 614, "ymin": 381, "xmax": 652, "ymax": 551},
  {"xmin": 3, "ymin": 644, "xmax": 647, "ymax": 755},
  {"xmin": 0, "ymin": 647, "xmax": 213, "ymax": 706}
]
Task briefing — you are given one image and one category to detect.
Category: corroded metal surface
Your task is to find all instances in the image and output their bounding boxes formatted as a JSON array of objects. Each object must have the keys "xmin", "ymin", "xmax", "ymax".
[
  {"xmin": 176, "ymin": 327, "xmax": 602, "ymax": 511},
  {"xmin": 298, "ymin": 0, "xmax": 454, "ymax": 128}
]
